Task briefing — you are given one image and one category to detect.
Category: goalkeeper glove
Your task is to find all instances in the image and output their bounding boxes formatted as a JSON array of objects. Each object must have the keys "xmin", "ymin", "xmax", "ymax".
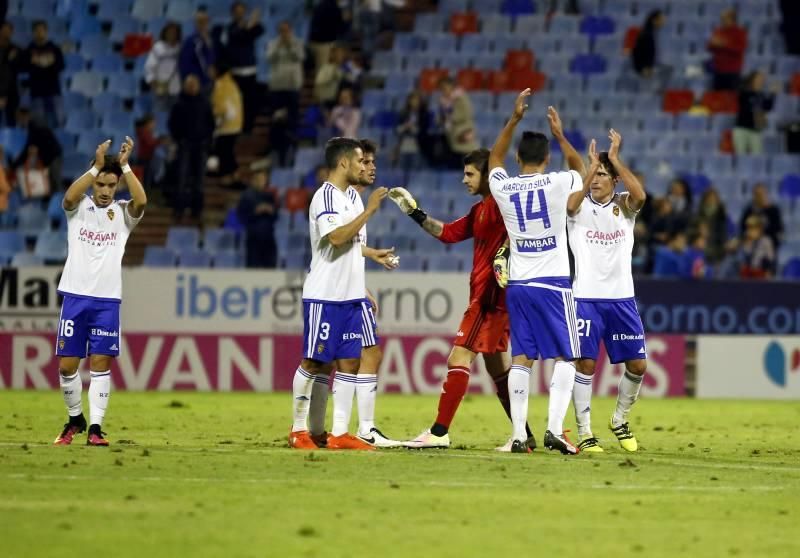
[
  {"xmin": 493, "ymin": 244, "xmax": 509, "ymax": 288},
  {"xmin": 389, "ymin": 187, "xmax": 428, "ymax": 226}
]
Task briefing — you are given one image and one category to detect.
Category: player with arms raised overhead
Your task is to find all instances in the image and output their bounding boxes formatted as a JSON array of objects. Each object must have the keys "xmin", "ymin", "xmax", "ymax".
[
  {"xmin": 566, "ymin": 129, "xmax": 647, "ymax": 453},
  {"xmin": 53, "ymin": 137, "xmax": 147, "ymax": 446},
  {"xmin": 306, "ymin": 138, "xmax": 402, "ymax": 448},
  {"xmin": 388, "ymin": 148, "xmax": 536, "ymax": 451},
  {"xmin": 289, "ymin": 137, "xmax": 394, "ymax": 450},
  {"xmin": 488, "ymin": 89, "xmax": 599, "ymax": 454}
]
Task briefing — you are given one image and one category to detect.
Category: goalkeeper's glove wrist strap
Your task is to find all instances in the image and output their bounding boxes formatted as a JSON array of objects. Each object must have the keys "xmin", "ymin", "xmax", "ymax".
[{"xmin": 408, "ymin": 207, "xmax": 428, "ymax": 226}]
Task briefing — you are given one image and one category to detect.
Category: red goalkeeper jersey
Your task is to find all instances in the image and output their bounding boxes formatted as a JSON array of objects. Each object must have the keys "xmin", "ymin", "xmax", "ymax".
[{"xmin": 439, "ymin": 195, "xmax": 507, "ymax": 311}]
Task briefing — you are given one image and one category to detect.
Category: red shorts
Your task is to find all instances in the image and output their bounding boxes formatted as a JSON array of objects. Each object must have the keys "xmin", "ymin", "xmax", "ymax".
[{"xmin": 454, "ymin": 300, "xmax": 509, "ymax": 354}]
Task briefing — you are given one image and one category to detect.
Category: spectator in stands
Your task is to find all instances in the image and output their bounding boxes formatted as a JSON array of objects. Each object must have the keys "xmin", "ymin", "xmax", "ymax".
[
  {"xmin": 0, "ymin": 145, "xmax": 11, "ymax": 227},
  {"xmin": 652, "ymin": 231, "xmax": 689, "ymax": 278},
  {"xmin": 740, "ymin": 183, "xmax": 784, "ymax": 249},
  {"xmin": 648, "ymin": 197, "xmax": 678, "ymax": 251},
  {"xmin": 144, "ymin": 22, "xmax": 182, "ymax": 112},
  {"xmin": 666, "ymin": 178, "xmax": 692, "ymax": 230},
  {"xmin": 707, "ymin": 8, "xmax": 747, "ymax": 91},
  {"xmin": 135, "ymin": 114, "xmax": 167, "ymax": 188},
  {"xmin": 24, "ymin": 20, "xmax": 64, "ymax": 129},
  {"xmin": 266, "ymin": 21, "xmax": 304, "ymax": 164},
  {"xmin": 737, "ymin": 215, "xmax": 776, "ymax": 278},
  {"xmin": 329, "ymin": 86, "xmax": 361, "ymax": 138},
  {"xmin": 308, "ymin": 0, "xmax": 346, "ymax": 71},
  {"xmin": 395, "ymin": 90, "xmax": 431, "ymax": 179},
  {"xmin": 733, "ymin": 70, "xmax": 778, "ymax": 155},
  {"xmin": 631, "ymin": 10, "xmax": 671, "ymax": 91},
  {"xmin": 691, "ymin": 188, "xmax": 729, "ymax": 264},
  {"xmin": 168, "ymin": 75, "xmax": 215, "ymax": 222},
  {"xmin": 179, "ymin": 8, "xmax": 215, "ymax": 90},
  {"xmin": 13, "ymin": 107, "xmax": 61, "ymax": 191},
  {"xmin": 211, "ymin": 62, "xmax": 243, "ymax": 184},
  {"xmin": 236, "ymin": 168, "xmax": 278, "ymax": 268},
  {"xmin": 779, "ymin": 0, "xmax": 800, "ymax": 55},
  {"xmin": 686, "ymin": 231, "xmax": 712, "ymax": 278},
  {"xmin": 0, "ymin": 21, "xmax": 21, "ymax": 127},
  {"xmin": 341, "ymin": 49, "xmax": 364, "ymax": 93},
  {"xmin": 314, "ymin": 44, "xmax": 345, "ymax": 108},
  {"xmin": 213, "ymin": 1, "xmax": 264, "ymax": 132},
  {"xmin": 437, "ymin": 77, "xmax": 478, "ymax": 169}
]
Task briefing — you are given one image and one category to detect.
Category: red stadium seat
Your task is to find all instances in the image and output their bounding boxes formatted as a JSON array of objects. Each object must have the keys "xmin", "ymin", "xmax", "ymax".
[
  {"xmin": 719, "ymin": 129, "xmax": 734, "ymax": 153},
  {"xmin": 623, "ymin": 26, "xmax": 640, "ymax": 53},
  {"xmin": 122, "ymin": 33, "xmax": 153, "ymax": 57},
  {"xmin": 450, "ymin": 12, "xmax": 479, "ymax": 35},
  {"xmin": 503, "ymin": 49, "xmax": 535, "ymax": 72},
  {"xmin": 456, "ymin": 68, "xmax": 487, "ymax": 91},
  {"xmin": 419, "ymin": 68, "xmax": 450, "ymax": 93},
  {"xmin": 284, "ymin": 188, "xmax": 310, "ymax": 213},
  {"xmin": 701, "ymin": 90, "xmax": 739, "ymax": 114},
  {"xmin": 791, "ymin": 73, "xmax": 800, "ymax": 96},
  {"xmin": 662, "ymin": 89, "xmax": 694, "ymax": 114},
  {"xmin": 509, "ymin": 69, "xmax": 547, "ymax": 92},
  {"xmin": 487, "ymin": 69, "xmax": 515, "ymax": 93}
]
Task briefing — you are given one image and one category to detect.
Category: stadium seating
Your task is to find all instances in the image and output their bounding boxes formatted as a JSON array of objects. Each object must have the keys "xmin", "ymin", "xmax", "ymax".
[{"xmin": 143, "ymin": 246, "xmax": 177, "ymax": 267}]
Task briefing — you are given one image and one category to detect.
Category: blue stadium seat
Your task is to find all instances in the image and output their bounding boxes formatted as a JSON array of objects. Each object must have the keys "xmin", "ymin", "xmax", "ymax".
[
  {"xmin": 62, "ymin": 153, "xmax": 92, "ymax": 179},
  {"xmin": 427, "ymin": 254, "xmax": 463, "ymax": 272},
  {"xmin": 515, "ymin": 15, "xmax": 545, "ymax": 35},
  {"xmin": 92, "ymin": 92, "xmax": 124, "ymax": 114},
  {"xmin": 178, "ymin": 250, "xmax": 212, "ymax": 268},
  {"xmin": 415, "ymin": 13, "xmax": 446, "ymax": 34},
  {"xmin": 203, "ymin": 228, "xmax": 238, "ymax": 253},
  {"xmin": 213, "ymin": 250, "xmax": 241, "ymax": 269},
  {"xmin": 56, "ymin": 0, "xmax": 88, "ymax": 17},
  {"xmin": 481, "ymin": 14, "xmax": 513, "ymax": 35},
  {"xmin": 736, "ymin": 155, "xmax": 768, "ymax": 177},
  {"xmin": 69, "ymin": 71, "xmax": 104, "ymax": 97},
  {"xmin": 63, "ymin": 91, "xmax": 89, "ymax": 113},
  {"xmin": 580, "ymin": 15, "xmax": 615, "ymax": 36},
  {"xmin": 143, "ymin": 246, "xmax": 177, "ymax": 267},
  {"xmin": 396, "ymin": 253, "xmax": 424, "ymax": 271},
  {"xmin": 490, "ymin": 35, "xmax": 527, "ymax": 53},
  {"xmin": 106, "ymin": 72, "xmax": 139, "ymax": 98},
  {"xmin": 468, "ymin": 52, "xmax": 504, "ymax": 69},
  {"xmin": 64, "ymin": 109, "xmax": 97, "ymax": 131},
  {"xmin": 675, "ymin": 114, "xmax": 709, "ymax": 133},
  {"xmin": 679, "ymin": 20, "xmax": 710, "ymax": 41},
  {"xmin": 164, "ymin": 0, "xmax": 194, "ymax": 20},
  {"xmin": 501, "ymin": 0, "xmax": 536, "ymax": 18},
  {"xmin": 131, "ymin": 0, "xmax": 166, "ymax": 21},
  {"xmin": 294, "ymin": 147, "xmax": 322, "ymax": 174},
  {"xmin": 426, "ymin": 34, "xmax": 457, "ymax": 53},
  {"xmin": 0, "ymin": 128, "xmax": 28, "ymax": 161},
  {"xmin": 20, "ymin": 0, "xmax": 54, "ymax": 18},
  {"xmin": 569, "ymin": 53, "xmax": 607, "ymax": 75},
  {"xmin": 270, "ymin": 168, "xmax": 298, "ymax": 188},
  {"xmin": 393, "ymin": 33, "xmax": 425, "ymax": 54},
  {"xmin": 438, "ymin": 0, "xmax": 469, "ymax": 12},
  {"xmin": 34, "ymin": 231, "xmax": 67, "ymax": 262},
  {"xmin": 97, "ymin": 0, "xmax": 133, "ymax": 21},
  {"xmin": 11, "ymin": 252, "xmax": 44, "ymax": 267},
  {"xmin": 64, "ymin": 53, "xmax": 86, "ymax": 73},
  {"xmin": 683, "ymin": 173, "xmax": 712, "ymax": 196},
  {"xmin": 54, "ymin": 130, "xmax": 77, "ymax": 151},
  {"xmin": 459, "ymin": 34, "xmax": 491, "ymax": 55},
  {"xmin": 166, "ymin": 227, "xmax": 200, "ymax": 251},
  {"xmin": 47, "ymin": 192, "xmax": 66, "ymax": 229},
  {"xmin": 782, "ymin": 258, "xmax": 800, "ymax": 279},
  {"xmin": 77, "ymin": 131, "xmax": 111, "ymax": 154},
  {"xmin": 109, "ymin": 19, "xmax": 141, "ymax": 43},
  {"xmin": 585, "ymin": 73, "xmax": 615, "ymax": 93},
  {"xmin": 779, "ymin": 175, "xmax": 800, "ymax": 200},
  {"xmin": 92, "ymin": 53, "xmax": 124, "ymax": 74},
  {"xmin": 370, "ymin": 52, "xmax": 402, "ymax": 78},
  {"xmin": 78, "ymin": 33, "xmax": 110, "ymax": 59},
  {"xmin": 283, "ymin": 251, "xmax": 310, "ymax": 270},
  {"xmin": 770, "ymin": 155, "xmax": 800, "ymax": 178},
  {"xmin": 101, "ymin": 112, "xmax": 135, "ymax": 138},
  {"xmin": 0, "ymin": 231, "xmax": 25, "ymax": 260}
]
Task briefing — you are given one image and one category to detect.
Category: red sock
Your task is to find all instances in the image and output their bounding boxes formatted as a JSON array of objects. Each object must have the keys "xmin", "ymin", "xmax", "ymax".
[{"xmin": 434, "ymin": 366, "xmax": 470, "ymax": 430}]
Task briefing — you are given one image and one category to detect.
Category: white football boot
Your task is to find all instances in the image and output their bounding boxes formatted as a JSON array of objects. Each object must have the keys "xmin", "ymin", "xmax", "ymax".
[{"xmin": 403, "ymin": 429, "xmax": 450, "ymax": 449}]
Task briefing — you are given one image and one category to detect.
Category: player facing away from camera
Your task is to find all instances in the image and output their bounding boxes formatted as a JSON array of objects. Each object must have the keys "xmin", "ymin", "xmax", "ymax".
[
  {"xmin": 488, "ymin": 89, "xmax": 598, "ymax": 454},
  {"xmin": 54, "ymin": 137, "xmax": 147, "ymax": 446},
  {"xmin": 388, "ymin": 148, "xmax": 536, "ymax": 451},
  {"xmin": 306, "ymin": 138, "xmax": 402, "ymax": 448},
  {"xmin": 566, "ymin": 129, "xmax": 647, "ymax": 453},
  {"xmin": 289, "ymin": 137, "xmax": 395, "ymax": 450}
]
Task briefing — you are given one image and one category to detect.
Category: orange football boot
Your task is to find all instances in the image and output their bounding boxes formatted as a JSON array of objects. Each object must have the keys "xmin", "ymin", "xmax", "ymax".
[{"xmin": 326, "ymin": 433, "xmax": 375, "ymax": 450}]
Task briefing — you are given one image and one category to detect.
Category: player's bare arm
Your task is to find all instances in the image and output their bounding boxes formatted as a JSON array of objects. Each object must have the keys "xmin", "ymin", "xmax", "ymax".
[
  {"xmin": 608, "ymin": 129, "xmax": 646, "ymax": 211},
  {"xmin": 327, "ymin": 187, "xmax": 388, "ymax": 247},
  {"xmin": 567, "ymin": 139, "xmax": 600, "ymax": 217},
  {"xmin": 548, "ymin": 106, "xmax": 586, "ymax": 176},
  {"xmin": 362, "ymin": 244, "xmax": 398, "ymax": 270},
  {"xmin": 118, "ymin": 136, "xmax": 148, "ymax": 218},
  {"xmin": 489, "ymin": 88, "xmax": 530, "ymax": 171},
  {"xmin": 63, "ymin": 139, "xmax": 110, "ymax": 211},
  {"xmin": 388, "ymin": 187, "xmax": 446, "ymax": 238}
]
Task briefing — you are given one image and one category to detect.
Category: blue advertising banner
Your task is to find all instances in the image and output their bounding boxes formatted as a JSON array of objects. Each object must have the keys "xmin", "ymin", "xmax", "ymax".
[{"xmin": 635, "ymin": 279, "xmax": 800, "ymax": 334}]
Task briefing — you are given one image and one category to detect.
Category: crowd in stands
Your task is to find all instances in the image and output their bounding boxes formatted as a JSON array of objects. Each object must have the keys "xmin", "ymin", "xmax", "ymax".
[{"xmin": 0, "ymin": 0, "xmax": 799, "ymax": 279}]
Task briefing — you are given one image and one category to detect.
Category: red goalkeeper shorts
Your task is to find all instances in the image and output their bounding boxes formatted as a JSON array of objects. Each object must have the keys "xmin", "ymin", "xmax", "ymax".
[{"xmin": 453, "ymin": 300, "xmax": 509, "ymax": 354}]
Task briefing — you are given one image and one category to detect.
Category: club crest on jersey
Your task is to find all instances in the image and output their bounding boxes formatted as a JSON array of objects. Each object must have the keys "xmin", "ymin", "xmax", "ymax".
[
  {"xmin": 107, "ymin": 208, "xmax": 115, "ymax": 221},
  {"xmin": 317, "ymin": 343, "xmax": 325, "ymax": 354},
  {"xmin": 58, "ymin": 339, "xmax": 65, "ymax": 350},
  {"xmin": 613, "ymin": 206, "xmax": 620, "ymax": 217}
]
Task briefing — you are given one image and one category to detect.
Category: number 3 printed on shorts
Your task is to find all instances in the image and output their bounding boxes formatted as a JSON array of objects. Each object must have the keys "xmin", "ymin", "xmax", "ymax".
[
  {"xmin": 59, "ymin": 319, "xmax": 74, "ymax": 337},
  {"xmin": 319, "ymin": 322, "xmax": 330, "ymax": 340},
  {"xmin": 576, "ymin": 319, "xmax": 591, "ymax": 337}
]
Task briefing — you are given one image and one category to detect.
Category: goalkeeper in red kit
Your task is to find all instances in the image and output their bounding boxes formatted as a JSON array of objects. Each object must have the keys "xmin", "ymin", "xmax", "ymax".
[{"xmin": 389, "ymin": 148, "xmax": 535, "ymax": 451}]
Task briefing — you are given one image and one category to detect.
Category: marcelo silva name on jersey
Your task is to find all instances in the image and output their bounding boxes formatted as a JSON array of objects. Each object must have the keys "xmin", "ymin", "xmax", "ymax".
[
  {"xmin": 79, "ymin": 228, "xmax": 119, "ymax": 246},
  {"xmin": 500, "ymin": 175, "xmax": 553, "ymax": 192}
]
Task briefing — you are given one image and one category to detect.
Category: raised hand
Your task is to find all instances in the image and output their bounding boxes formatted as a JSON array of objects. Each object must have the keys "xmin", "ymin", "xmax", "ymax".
[
  {"xmin": 366, "ymin": 186, "xmax": 389, "ymax": 213},
  {"xmin": 547, "ymin": 105, "xmax": 564, "ymax": 139},
  {"xmin": 512, "ymin": 88, "xmax": 531, "ymax": 121},
  {"xmin": 588, "ymin": 138, "xmax": 599, "ymax": 168},
  {"xmin": 94, "ymin": 139, "xmax": 112, "ymax": 167},
  {"xmin": 388, "ymin": 187, "xmax": 418, "ymax": 214},
  {"xmin": 118, "ymin": 135, "xmax": 134, "ymax": 166},
  {"xmin": 608, "ymin": 129, "xmax": 622, "ymax": 161}
]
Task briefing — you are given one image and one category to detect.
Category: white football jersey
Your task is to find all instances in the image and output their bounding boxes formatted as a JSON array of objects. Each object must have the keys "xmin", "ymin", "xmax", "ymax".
[
  {"xmin": 568, "ymin": 193, "xmax": 638, "ymax": 300},
  {"xmin": 489, "ymin": 167, "xmax": 583, "ymax": 282},
  {"xmin": 57, "ymin": 195, "xmax": 143, "ymax": 301},
  {"xmin": 302, "ymin": 182, "xmax": 366, "ymax": 303}
]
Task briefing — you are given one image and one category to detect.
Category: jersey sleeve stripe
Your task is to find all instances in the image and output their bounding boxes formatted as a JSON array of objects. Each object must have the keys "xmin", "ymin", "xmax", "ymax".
[{"xmin": 491, "ymin": 171, "xmax": 508, "ymax": 182}]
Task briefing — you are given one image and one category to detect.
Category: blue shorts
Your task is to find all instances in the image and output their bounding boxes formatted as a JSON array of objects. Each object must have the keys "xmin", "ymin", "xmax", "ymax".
[
  {"xmin": 575, "ymin": 298, "xmax": 647, "ymax": 364},
  {"xmin": 302, "ymin": 301, "xmax": 363, "ymax": 363},
  {"xmin": 506, "ymin": 280, "xmax": 580, "ymax": 360},
  {"xmin": 55, "ymin": 294, "xmax": 121, "ymax": 358},
  {"xmin": 361, "ymin": 301, "xmax": 379, "ymax": 348}
]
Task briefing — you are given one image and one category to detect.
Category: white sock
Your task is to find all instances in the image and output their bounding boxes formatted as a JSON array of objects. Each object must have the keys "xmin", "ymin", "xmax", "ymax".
[
  {"xmin": 547, "ymin": 361, "xmax": 576, "ymax": 436},
  {"xmin": 613, "ymin": 370, "xmax": 644, "ymax": 427},
  {"xmin": 308, "ymin": 374, "xmax": 330, "ymax": 436},
  {"xmin": 356, "ymin": 373, "xmax": 378, "ymax": 436},
  {"xmin": 88, "ymin": 371, "xmax": 111, "ymax": 426},
  {"xmin": 292, "ymin": 367, "xmax": 315, "ymax": 432},
  {"xmin": 508, "ymin": 364, "xmax": 530, "ymax": 441},
  {"xmin": 573, "ymin": 372, "xmax": 594, "ymax": 438},
  {"xmin": 331, "ymin": 372, "xmax": 358, "ymax": 436},
  {"xmin": 60, "ymin": 371, "xmax": 82, "ymax": 417}
]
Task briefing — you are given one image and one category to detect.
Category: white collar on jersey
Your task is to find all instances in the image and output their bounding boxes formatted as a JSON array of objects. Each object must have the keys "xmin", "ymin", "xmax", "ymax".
[{"xmin": 588, "ymin": 192, "xmax": 616, "ymax": 208}]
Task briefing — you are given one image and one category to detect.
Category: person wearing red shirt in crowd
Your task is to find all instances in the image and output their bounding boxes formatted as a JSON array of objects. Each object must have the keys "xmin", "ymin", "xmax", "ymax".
[
  {"xmin": 707, "ymin": 8, "xmax": 748, "ymax": 91},
  {"xmin": 388, "ymin": 148, "xmax": 535, "ymax": 451}
]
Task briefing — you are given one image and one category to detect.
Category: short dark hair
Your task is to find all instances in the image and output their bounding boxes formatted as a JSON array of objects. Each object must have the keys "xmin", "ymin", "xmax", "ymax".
[
  {"xmin": 463, "ymin": 148, "xmax": 489, "ymax": 177},
  {"xmin": 160, "ymin": 21, "xmax": 182, "ymax": 42},
  {"xmin": 324, "ymin": 137, "xmax": 362, "ymax": 169},
  {"xmin": 517, "ymin": 131, "xmax": 549, "ymax": 165},
  {"xmin": 598, "ymin": 152, "xmax": 619, "ymax": 180},
  {"xmin": 359, "ymin": 138, "xmax": 378, "ymax": 156},
  {"xmin": 32, "ymin": 20, "xmax": 47, "ymax": 31},
  {"xmin": 90, "ymin": 155, "xmax": 123, "ymax": 179}
]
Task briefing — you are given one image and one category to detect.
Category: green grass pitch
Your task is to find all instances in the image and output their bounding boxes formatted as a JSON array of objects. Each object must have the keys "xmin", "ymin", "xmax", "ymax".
[{"xmin": 1, "ymin": 391, "xmax": 799, "ymax": 558}]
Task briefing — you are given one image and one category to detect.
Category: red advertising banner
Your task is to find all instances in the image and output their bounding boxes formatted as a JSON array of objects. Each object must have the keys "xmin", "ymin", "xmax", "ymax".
[{"xmin": 0, "ymin": 332, "xmax": 686, "ymax": 396}]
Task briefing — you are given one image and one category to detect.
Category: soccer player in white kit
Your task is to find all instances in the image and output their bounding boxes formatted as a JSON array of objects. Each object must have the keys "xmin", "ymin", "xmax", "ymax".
[
  {"xmin": 566, "ymin": 129, "xmax": 648, "ymax": 453},
  {"xmin": 289, "ymin": 137, "xmax": 394, "ymax": 450},
  {"xmin": 53, "ymin": 137, "xmax": 147, "ymax": 446},
  {"xmin": 488, "ymin": 89, "xmax": 599, "ymax": 454}
]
